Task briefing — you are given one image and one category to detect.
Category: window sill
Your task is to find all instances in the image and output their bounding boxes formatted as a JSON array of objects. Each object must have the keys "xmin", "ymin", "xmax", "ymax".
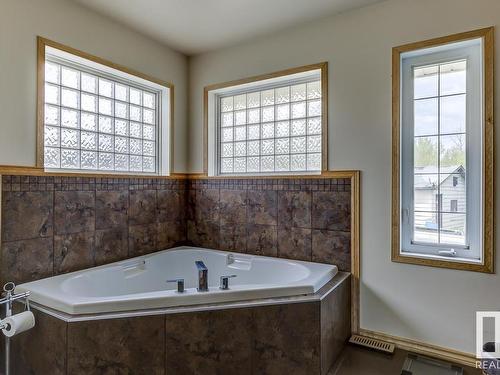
[
  {"xmin": 0, "ymin": 165, "xmax": 183, "ymax": 179},
  {"xmin": 392, "ymin": 250, "xmax": 493, "ymax": 273},
  {"xmin": 191, "ymin": 170, "xmax": 357, "ymax": 180},
  {"xmin": 213, "ymin": 171, "xmax": 322, "ymax": 178},
  {"xmin": 44, "ymin": 168, "xmax": 164, "ymax": 178}
]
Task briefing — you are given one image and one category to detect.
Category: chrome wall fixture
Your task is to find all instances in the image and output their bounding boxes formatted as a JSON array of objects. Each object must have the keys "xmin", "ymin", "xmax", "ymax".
[{"xmin": 0, "ymin": 282, "xmax": 32, "ymax": 375}]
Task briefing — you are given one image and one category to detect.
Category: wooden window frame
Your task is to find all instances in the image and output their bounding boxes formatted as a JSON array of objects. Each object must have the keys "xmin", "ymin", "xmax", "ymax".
[
  {"xmin": 37, "ymin": 36, "xmax": 175, "ymax": 177},
  {"xmin": 203, "ymin": 62, "xmax": 328, "ymax": 175},
  {"xmin": 392, "ymin": 27, "xmax": 494, "ymax": 273}
]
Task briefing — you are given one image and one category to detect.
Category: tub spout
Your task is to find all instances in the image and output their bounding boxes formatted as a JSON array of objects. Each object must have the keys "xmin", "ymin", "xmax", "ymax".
[{"xmin": 195, "ymin": 261, "xmax": 208, "ymax": 292}]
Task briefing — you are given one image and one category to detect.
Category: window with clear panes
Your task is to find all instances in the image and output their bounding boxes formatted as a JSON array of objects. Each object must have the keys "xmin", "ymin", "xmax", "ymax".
[
  {"xmin": 43, "ymin": 56, "xmax": 163, "ymax": 174},
  {"xmin": 217, "ymin": 78, "xmax": 322, "ymax": 174},
  {"xmin": 400, "ymin": 38, "xmax": 483, "ymax": 260}
]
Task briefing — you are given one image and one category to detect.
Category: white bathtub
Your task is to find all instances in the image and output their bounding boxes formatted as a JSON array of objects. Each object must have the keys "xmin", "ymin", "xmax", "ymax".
[{"xmin": 16, "ymin": 246, "xmax": 337, "ymax": 315}]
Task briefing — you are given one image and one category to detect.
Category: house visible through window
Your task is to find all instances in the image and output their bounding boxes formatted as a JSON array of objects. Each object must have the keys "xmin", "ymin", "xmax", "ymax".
[
  {"xmin": 450, "ymin": 200, "xmax": 458, "ymax": 212},
  {"xmin": 40, "ymin": 39, "xmax": 172, "ymax": 175},
  {"xmin": 205, "ymin": 63, "xmax": 327, "ymax": 176}
]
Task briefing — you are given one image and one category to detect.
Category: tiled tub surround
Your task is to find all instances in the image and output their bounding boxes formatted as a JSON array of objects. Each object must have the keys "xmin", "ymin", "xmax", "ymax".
[
  {"xmin": 1, "ymin": 174, "xmax": 354, "ymax": 374},
  {"xmin": 187, "ymin": 178, "xmax": 352, "ymax": 272},
  {"xmin": 12, "ymin": 273, "xmax": 350, "ymax": 375},
  {"xmin": 1, "ymin": 175, "xmax": 352, "ymax": 285},
  {"xmin": 1, "ymin": 175, "xmax": 187, "ymax": 285}
]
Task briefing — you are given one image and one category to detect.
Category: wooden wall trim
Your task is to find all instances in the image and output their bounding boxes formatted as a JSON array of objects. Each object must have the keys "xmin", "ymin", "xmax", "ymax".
[
  {"xmin": 320, "ymin": 63, "xmax": 329, "ymax": 172},
  {"xmin": 203, "ymin": 86, "xmax": 209, "ymax": 173},
  {"xmin": 204, "ymin": 62, "xmax": 328, "ymax": 92},
  {"xmin": 0, "ymin": 165, "xmax": 188, "ymax": 179},
  {"xmin": 359, "ymin": 329, "xmax": 477, "ymax": 368},
  {"xmin": 0, "ymin": 167, "xmax": 358, "ymax": 180},
  {"xmin": 36, "ymin": 37, "xmax": 45, "ymax": 168},
  {"xmin": 350, "ymin": 171, "xmax": 360, "ymax": 333},
  {"xmin": 187, "ymin": 170, "xmax": 357, "ymax": 180},
  {"xmin": 391, "ymin": 27, "xmax": 495, "ymax": 273},
  {"xmin": 203, "ymin": 62, "xmax": 329, "ymax": 175}
]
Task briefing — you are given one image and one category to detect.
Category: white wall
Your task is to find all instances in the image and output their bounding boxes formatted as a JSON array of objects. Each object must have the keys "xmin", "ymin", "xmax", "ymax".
[
  {"xmin": 188, "ymin": 0, "xmax": 500, "ymax": 354},
  {"xmin": 0, "ymin": 0, "xmax": 189, "ymax": 171}
]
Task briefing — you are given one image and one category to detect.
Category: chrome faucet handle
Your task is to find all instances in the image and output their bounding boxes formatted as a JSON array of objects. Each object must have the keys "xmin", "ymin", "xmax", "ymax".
[
  {"xmin": 166, "ymin": 278, "xmax": 185, "ymax": 293},
  {"xmin": 219, "ymin": 275, "xmax": 237, "ymax": 290}
]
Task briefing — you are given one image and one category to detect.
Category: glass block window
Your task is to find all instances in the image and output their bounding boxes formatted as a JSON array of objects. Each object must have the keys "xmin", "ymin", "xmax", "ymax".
[
  {"xmin": 217, "ymin": 79, "xmax": 322, "ymax": 175},
  {"xmin": 43, "ymin": 59, "xmax": 160, "ymax": 174}
]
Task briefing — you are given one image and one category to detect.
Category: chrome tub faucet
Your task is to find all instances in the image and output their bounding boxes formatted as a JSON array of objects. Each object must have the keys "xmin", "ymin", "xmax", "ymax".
[{"xmin": 195, "ymin": 261, "xmax": 208, "ymax": 292}]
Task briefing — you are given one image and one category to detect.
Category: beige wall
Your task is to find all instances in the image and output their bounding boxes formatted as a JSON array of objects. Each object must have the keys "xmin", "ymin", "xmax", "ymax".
[
  {"xmin": 188, "ymin": 0, "xmax": 500, "ymax": 354},
  {"xmin": 0, "ymin": 0, "xmax": 189, "ymax": 171}
]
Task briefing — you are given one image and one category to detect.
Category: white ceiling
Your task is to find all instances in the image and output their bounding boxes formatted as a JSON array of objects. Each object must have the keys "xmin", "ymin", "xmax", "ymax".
[{"xmin": 72, "ymin": 0, "xmax": 386, "ymax": 55}]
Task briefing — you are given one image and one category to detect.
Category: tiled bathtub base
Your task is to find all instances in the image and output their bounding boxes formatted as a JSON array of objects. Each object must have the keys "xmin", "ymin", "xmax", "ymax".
[{"xmin": 12, "ymin": 274, "xmax": 350, "ymax": 375}]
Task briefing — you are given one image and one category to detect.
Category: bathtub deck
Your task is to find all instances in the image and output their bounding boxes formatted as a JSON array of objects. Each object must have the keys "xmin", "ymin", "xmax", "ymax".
[{"xmin": 29, "ymin": 271, "xmax": 350, "ymax": 322}]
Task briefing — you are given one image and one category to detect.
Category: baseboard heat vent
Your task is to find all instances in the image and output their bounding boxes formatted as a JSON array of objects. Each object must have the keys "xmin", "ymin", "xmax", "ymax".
[{"xmin": 349, "ymin": 334, "xmax": 395, "ymax": 354}]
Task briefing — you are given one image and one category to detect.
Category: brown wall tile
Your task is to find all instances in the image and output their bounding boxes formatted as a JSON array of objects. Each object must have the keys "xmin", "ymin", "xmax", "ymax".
[
  {"xmin": 321, "ymin": 276, "xmax": 351, "ymax": 374},
  {"xmin": 95, "ymin": 228, "xmax": 129, "ymax": 266},
  {"xmin": 253, "ymin": 302, "xmax": 321, "ymax": 375},
  {"xmin": 12, "ymin": 309, "xmax": 67, "ymax": 375},
  {"xmin": 166, "ymin": 309, "xmax": 252, "ymax": 375},
  {"xmin": 67, "ymin": 316, "xmax": 165, "ymax": 375},
  {"xmin": 1, "ymin": 237, "xmax": 53, "ymax": 284},
  {"xmin": 312, "ymin": 230, "xmax": 351, "ymax": 271},
  {"xmin": 54, "ymin": 191, "xmax": 95, "ymax": 235},
  {"xmin": 157, "ymin": 189, "xmax": 185, "ymax": 222},
  {"xmin": 186, "ymin": 189, "xmax": 196, "ymax": 221},
  {"xmin": 195, "ymin": 189, "xmax": 220, "ymax": 223},
  {"xmin": 278, "ymin": 191, "xmax": 311, "ymax": 228},
  {"xmin": 129, "ymin": 190, "xmax": 157, "ymax": 225},
  {"xmin": 54, "ymin": 232, "xmax": 95, "ymax": 275},
  {"xmin": 220, "ymin": 223, "xmax": 247, "ymax": 253},
  {"xmin": 246, "ymin": 224, "xmax": 277, "ymax": 257},
  {"xmin": 312, "ymin": 192, "xmax": 351, "ymax": 231},
  {"xmin": 157, "ymin": 220, "xmax": 186, "ymax": 249},
  {"xmin": 95, "ymin": 190, "xmax": 128, "ymax": 230},
  {"xmin": 247, "ymin": 190, "xmax": 277, "ymax": 225},
  {"xmin": 278, "ymin": 226, "xmax": 312, "ymax": 261},
  {"xmin": 1, "ymin": 176, "xmax": 188, "ymax": 286},
  {"xmin": 2, "ymin": 191, "xmax": 53, "ymax": 241},
  {"xmin": 187, "ymin": 220, "xmax": 220, "ymax": 249},
  {"xmin": 129, "ymin": 223, "xmax": 157, "ymax": 257},
  {"xmin": 220, "ymin": 189, "xmax": 246, "ymax": 225}
]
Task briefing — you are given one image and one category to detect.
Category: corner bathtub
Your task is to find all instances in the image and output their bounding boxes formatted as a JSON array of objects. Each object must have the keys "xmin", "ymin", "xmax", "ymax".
[{"xmin": 16, "ymin": 246, "xmax": 337, "ymax": 315}]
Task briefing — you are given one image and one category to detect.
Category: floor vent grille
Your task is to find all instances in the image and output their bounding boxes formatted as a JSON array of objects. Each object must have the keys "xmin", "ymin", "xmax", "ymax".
[{"xmin": 349, "ymin": 334, "xmax": 395, "ymax": 354}]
